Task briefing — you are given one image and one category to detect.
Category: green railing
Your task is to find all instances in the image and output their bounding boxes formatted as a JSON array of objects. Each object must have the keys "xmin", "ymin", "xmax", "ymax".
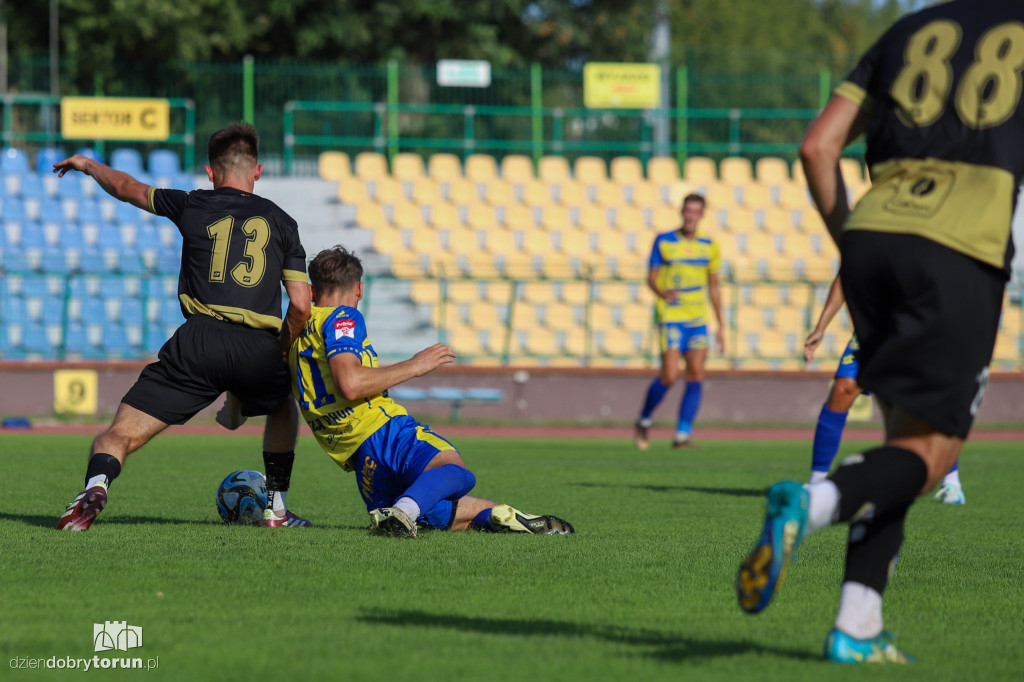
[{"xmin": 0, "ymin": 93, "xmax": 198, "ymax": 170}]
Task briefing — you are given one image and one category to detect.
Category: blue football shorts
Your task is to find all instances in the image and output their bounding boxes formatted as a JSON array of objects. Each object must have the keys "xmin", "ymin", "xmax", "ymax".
[
  {"xmin": 659, "ymin": 322, "xmax": 709, "ymax": 354},
  {"xmin": 834, "ymin": 335, "xmax": 861, "ymax": 380},
  {"xmin": 352, "ymin": 414, "xmax": 459, "ymax": 529}
]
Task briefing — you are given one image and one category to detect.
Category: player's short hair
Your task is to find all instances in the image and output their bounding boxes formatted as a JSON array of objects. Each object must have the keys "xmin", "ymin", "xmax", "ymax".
[
  {"xmin": 308, "ymin": 246, "xmax": 363, "ymax": 295},
  {"xmin": 681, "ymin": 193, "xmax": 706, "ymax": 208},
  {"xmin": 208, "ymin": 122, "xmax": 259, "ymax": 174}
]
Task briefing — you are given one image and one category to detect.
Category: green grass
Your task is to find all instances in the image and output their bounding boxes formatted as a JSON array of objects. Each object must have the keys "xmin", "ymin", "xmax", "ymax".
[{"xmin": 1, "ymin": 433, "xmax": 1021, "ymax": 681}]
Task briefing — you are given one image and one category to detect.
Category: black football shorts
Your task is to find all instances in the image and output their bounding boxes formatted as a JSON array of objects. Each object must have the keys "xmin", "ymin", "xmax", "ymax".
[
  {"xmin": 122, "ymin": 313, "xmax": 291, "ymax": 425},
  {"xmin": 840, "ymin": 230, "xmax": 1005, "ymax": 439}
]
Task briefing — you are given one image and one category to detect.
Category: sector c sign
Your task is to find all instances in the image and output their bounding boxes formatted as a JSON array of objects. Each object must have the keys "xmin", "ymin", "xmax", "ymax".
[
  {"xmin": 583, "ymin": 63, "xmax": 661, "ymax": 109},
  {"xmin": 61, "ymin": 97, "xmax": 171, "ymax": 140}
]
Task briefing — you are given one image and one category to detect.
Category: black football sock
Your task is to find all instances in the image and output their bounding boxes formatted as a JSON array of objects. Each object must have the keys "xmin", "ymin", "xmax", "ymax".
[
  {"xmin": 844, "ymin": 507, "xmax": 907, "ymax": 594},
  {"xmin": 84, "ymin": 453, "xmax": 122, "ymax": 489},
  {"xmin": 263, "ymin": 450, "xmax": 295, "ymax": 512},
  {"xmin": 828, "ymin": 446, "xmax": 927, "ymax": 524}
]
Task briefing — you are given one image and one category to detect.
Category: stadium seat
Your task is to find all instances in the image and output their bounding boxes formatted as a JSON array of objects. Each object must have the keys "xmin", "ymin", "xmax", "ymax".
[
  {"xmin": 538, "ymin": 156, "xmax": 570, "ymax": 184},
  {"xmin": 427, "ymin": 153, "xmax": 462, "ymax": 182},
  {"xmin": 501, "ymin": 154, "xmax": 534, "ymax": 183},
  {"xmin": 647, "ymin": 157, "xmax": 680, "ymax": 184},
  {"xmin": 318, "ymin": 151, "xmax": 351, "ymax": 181},
  {"xmin": 392, "ymin": 153, "xmax": 425, "ymax": 182},
  {"xmin": 1, "ymin": 147, "xmax": 31, "ymax": 175},
  {"xmin": 102, "ymin": 324, "xmax": 133, "ymax": 356},
  {"xmin": 683, "ymin": 156, "xmax": 717, "ymax": 183},
  {"xmin": 464, "ymin": 154, "xmax": 498, "ymax": 182},
  {"xmin": 56, "ymin": 172, "xmax": 85, "ymax": 200},
  {"xmin": 609, "ymin": 157, "xmax": 642, "ymax": 185},
  {"xmin": 720, "ymin": 157, "xmax": 754, "ymax": 185},
  {"xmin": 518, "ymin": 180, "xmax": 549, "ymax": 206},
  {"xmin": 148, "ymin": 149, "xmax": 181, "ymax": 177},
  {"xmin": 35, "ymin": 147, "xmax": 66, "ymax": 175},
  {"xmin": 354, "ymin": 152, "xmax": 388, "ymax": 180},
  {"xmin": 73, "ymin": 148, "xmax": 105, "ymax": 165},
  {"xmin": 575, "ymin": 156, "xmax": 609, "ymax": 184},
  {"xmin": 110, "ymin": 148, "xmax": 145, "ymax": 175},
  {"xmin": 754, "ymin": 157, "xmax": 790, "ymax": 185}
]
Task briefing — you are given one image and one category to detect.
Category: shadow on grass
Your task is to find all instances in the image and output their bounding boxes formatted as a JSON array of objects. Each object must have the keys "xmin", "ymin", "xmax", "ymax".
[
  {"xmin": 573, "ymin": 482, "xmax": 765, "ymax": 498},
  {"xmin": 358, "ymin": 609, "xmax": 817, "ymax": 663},
  {"xmin": 0, "ymin": 512, "xmax": 225, "ymax": 529}
]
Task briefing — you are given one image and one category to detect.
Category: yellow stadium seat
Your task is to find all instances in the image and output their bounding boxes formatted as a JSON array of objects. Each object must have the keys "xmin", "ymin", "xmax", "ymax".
[
  {"xmin": 445, "ymin": 178, "xmax": 477, "ymax": 205},
  {"xmin": 521, "ymin": 227, "xmax": 553, "ymax": 255},
  {"xmin": 501, "ymin": 154, "xmax": 535, "ymax": 183},
  {"xmin": 839, "ymin": 157, "xmax": 865, "ymax": 184},
  {"xmin": 428, "ymin": 153, "xmax": 462, "ymax": 182},
  {"xmin": 592, "ymin": 180, "xmax": 627, "ymax": 207},
  {"xmin": 318, "ymin": 151, "xmax": 351, "ymax": 181},
  {"xmin": 503, "ymin": 203, "xmax": 535, "ymax": 229},
  {"xmin": 408, "ymin": 229, "xmax": 446, "ymax": 258},
  {"xmin": 410, "ymin": 280, "xmax": 442, "ymax": 306},
  {"xmin": 609, "ymin": 156, "xmax": 643, "ymax": 184},
  {"xmin": 761, "ymin": 206, "xmax": 799, "ymax": 233},
  {"xmin": 440, "ymin": 226, "xmax": 478, "ymax": 255},
  {"xmin": 391, "ymin": 202, "xmax": 425, "ymax": 228},
  {"xmin": 411, "ymin": 178, "xmax": 441, "ymax": 205},
  {"xmin": 992, "ymin": 333, "xmax": 1022, "ymax": 363},
  {"xmin": 480, "ymin": 228, "xmax": 516, "ymax": 254},
  {"xmin": 720, "ymin": 157, "xmax": 753, "ymax": 185},
  {"xmin": 754, "ymin": 157, "xmax": 790, "ymax": 185},
  {"xmin": 791, "ymin": 160, "xmax": 808, "ymax": 187},
  {"xmin": 556, "ymin": 180, "xmax": 587, "ymax": 206},
  {"xmin": 647, "ymin": 156, "xmax": 680, "ymax": 184},
  {"xmin": 651, "ymin": 205, "xmax": 679, "ymax": 231},
  {"xmin": 466, "ymin": 203, "xmax": 500, "ymax": 230},
  {"xmin": 539, "ymin": 156, "xmax": 571, "ymax": 183},
  {"xmin": 763, "ymin": 257, "xmax": 800, "ymax": 282},
  {"xmin": 373, "ymin": 225, "xmax": 407, "ymax": 254},
  {"xmin": 539, "ymin": 204, "xmax": 572, "ymax": 232},
  {"xmin": 337, "ymin": 179, "xmax": 368, "ymax": 205},
  {"xmin": 521, "ymin": 180, "xmax": 552, "ymax": 206},
  {"xmin": 354, "ymin": 151, "xmax": 388, "ymax": 180},
  {"xmin": 684, "ymin": 156, "xmax": 717, "ymax": 183},
  {"xmin": 428, "ymin": 202, "xmax": 461, "ymax": 229},
  {"xmin": 481, "ymin": 179, "xmax": 513, "ymax": 205},
  {"xmin": 719, "ymin": 206, "xmax": 757, "ymax": 232},
  {"xmin": 629, "ymin": 182, "xmax": 661, "ymax": 208},
  {"xmin": 739, "ymin": 182, "xmax": 772, "ymax": 208},
  {"xmin": 442, "ymin": 280, "xmax": 482, "ymax": 304},
  {"xmin": 373, "ymin": 177, "xmax": 404, "ymax": 204},
  {"xmin": 577, "ymin": 204, "xmax": 609, "ymax": 230},
  {"xmin": 665, "ymin": 180, "xmax": 699, "ymax": 208},
  {"xmin": 480, "ymin": 281, "xmax": 514, "ymax": 303},
  {"xmin": 355, "ymin": 201, "xmax": 386, "ymax": 229},
  {"xmin": 702, "ymin": 182, "xmax": 734, "ymax": 210},
  {"xmin": 392, "ymin": 153, "xmax": 425, "ymax": 182},
  {"xmin": 465, "ymin": 154, "xmax": 498, "ymax": 182},
  {"xmin": 519, "ymin": 281, "xmax": 558, "ymax": 304},
  {"xmin": 575, "ymin": 156, "xmax": 608, "ymax": 184},
  {"xmin": 776, "ymin": 183, "xmax": 811, "ymax": 209}
]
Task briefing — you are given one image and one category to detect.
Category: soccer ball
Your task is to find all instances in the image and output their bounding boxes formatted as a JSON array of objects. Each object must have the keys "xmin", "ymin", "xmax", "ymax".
[{"xmin": 216, "ymin": 470, "xmax": 268, "ymax": 524}]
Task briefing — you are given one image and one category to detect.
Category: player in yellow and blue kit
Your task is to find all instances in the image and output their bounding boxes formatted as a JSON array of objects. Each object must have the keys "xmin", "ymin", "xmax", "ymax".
[
  {"xmin": 804, "ymin": 276, "xmax": 964, "ymax": 501},
  {"xmin": 634, "ymin": 194, "xmax": 724, "ymax": 449},
  {"xmin": 290, "ymin": 246, "xmax": 574, "ymax": 538}
]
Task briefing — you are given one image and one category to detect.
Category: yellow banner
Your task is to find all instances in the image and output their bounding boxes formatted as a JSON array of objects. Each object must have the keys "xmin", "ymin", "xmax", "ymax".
[
  {"xmin": 53, "ymin": 370, "xmax": 98, "ymax": 415},
  {"xmin": 61, "ymin": 97, "xmax": 170, "ymax": 141},
  {"xmin": 583, "ymin": 63, "xmax": 661, "ymax": 109}
]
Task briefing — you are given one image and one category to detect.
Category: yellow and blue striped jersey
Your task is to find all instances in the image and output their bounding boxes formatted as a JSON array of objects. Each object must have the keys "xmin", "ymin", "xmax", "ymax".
[
  {"xmin": 648, "ymin": 231, "xmax": 721, "ymax": 325},
  {"xmin": 289, "ymin": 304, "xmax": 408, "ymax": 469}
]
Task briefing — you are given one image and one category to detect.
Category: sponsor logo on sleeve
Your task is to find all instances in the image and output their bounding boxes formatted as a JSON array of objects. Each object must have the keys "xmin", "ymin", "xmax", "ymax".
[{"xmin": 334, "ymin": 319, "xmax": 356, "ymax": 340}]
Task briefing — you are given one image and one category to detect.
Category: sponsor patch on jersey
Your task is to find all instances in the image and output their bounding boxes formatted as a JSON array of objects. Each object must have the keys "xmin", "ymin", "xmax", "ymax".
[{"xmin": 334, "ymin": 319, "xmax": 356, "ymax": 339}]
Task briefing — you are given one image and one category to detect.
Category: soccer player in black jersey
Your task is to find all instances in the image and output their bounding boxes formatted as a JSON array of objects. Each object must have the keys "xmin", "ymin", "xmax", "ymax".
[
  {"xmin": 54, "ymin": 123, "xmax": 313, "ymax": 531},
  {"xmin": 737, "ymin": 0, "xmax": 1024, "ymax": 663}
]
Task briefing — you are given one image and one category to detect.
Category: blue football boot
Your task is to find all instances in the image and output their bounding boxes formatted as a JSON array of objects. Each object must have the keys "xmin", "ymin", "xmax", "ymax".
[
  {"xmin": 736, "ymin": 480, "xmax": 809, "ymax": 613},
  {"xmin": 824, "ymin": 628, "xmax": 914, "ymax": 664}
]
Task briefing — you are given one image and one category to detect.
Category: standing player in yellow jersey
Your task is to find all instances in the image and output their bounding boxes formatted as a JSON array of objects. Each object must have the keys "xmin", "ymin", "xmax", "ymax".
[
  {"xmin": 634, "ymin": 193, "xmax": 724, "ymax": 449},
  {"xmin": 290, "ymin": 246, "xmax": 574, "ymax": 538},
  {"xmin": 737, "ymin": 1, "xmax": 1024, "ymax": 663}
]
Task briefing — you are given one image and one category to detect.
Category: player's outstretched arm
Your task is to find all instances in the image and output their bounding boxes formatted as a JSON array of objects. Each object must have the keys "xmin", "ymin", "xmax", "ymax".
[
  {"xmin": 53, "ymin": 154, "xmax": 152, "ymax": 211},
  {"xmin": 804, "ymin": 275, "xmax": 845, "ymax": 363},
  {"xmin": 329, "ymin": 343, "xmax": 456, "ymax": 402}
]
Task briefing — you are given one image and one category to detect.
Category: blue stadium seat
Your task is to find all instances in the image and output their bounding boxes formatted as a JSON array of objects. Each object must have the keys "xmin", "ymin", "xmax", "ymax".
[
  {"xmin": 143, "ymin": 324, "xmax": 169, "ymax": 355},
  {"xmin": 76, "ymin": 199, "xmax": 102, "ymax": 225},
  {"xmin": 121, "ymin": 297, "xmax": 144, "ymax": 324},
  {"xmin": 40, "ymin": 247, "xmax": 72, "ymax": 275},
  {"xmin": 56, "ymin": 173, "xmax": 84, "ymax": 199},
  {"xmin": 20, "ymin": 276, "xmax": 48, "ymax": 298},
  {"xmin": 18, "ymin": 174, "xmax": 46, "ymax": 201},
  {"xmin": 81, "ymin": 296, "xmax": 106, "ymax": 321},
  {"xmin": 38, "ymin": 199, "xmax": 65, "ymax": 227},
  {"xmin": 136, "ymin": 224, "xmax": 161, "ymax": 252},
  {"xmin": 115, "ymin": 201, "xmax": 149, "ymax": 225},
  {"xmin": 19, "ymin": 223, "xmax": 47, "ymax": 249},
  {"xmin": 170, "ymin": 174, "xmax": 195, "ymax": 191},
  {"xmin": 58, "ymin": 223, "xmax": 86, "ymax": 250},
  {"xmin": 21, "ymin": 322, "xmax": 58, "ymax": 358},
  {"xmin": 64, "ymin": 321, "xmax": 89, "ymax": 356},
  {"xmin": 160, "ymin": 299, "xmax": 184, "ymax": 325},
  {"xmin": 156, "ymin": 250, "xmax": 180, "ymax": 274},
  {"xmin": 1, "ymin": 294, "xmax": 27, "ymax": 322},
  {"xmin": 78, "ymin": 248, "xmax": 109, "ymax": 274},
  {"xmin": 96, "ymin": 226, "xmax": 124, "ymax": 251},
  {"xmin": 1, "ymin": 246, "xmax": 26, "ymax": 272},
  {"xmin": 35, "ymin": 147, "xmax": 66, "ymax": 175},
  {"xmin": 117, "ymin": 249, "xmax": 146, "ymax": 275},
  {"xmin": 1, "ymin": 147, "xmax": 31, "ymax": 175},
  {"xmin": 102, "ymin": 324, "xmax": 132, "ymax": 356},
  {"xmin": 41, "ymin": 295, "xmax": 66, "ymax": 320},
  {"xmin": 2, "ymin": 197, "xmax": 28, "ymax": 224},
  {"xmin": 110, "ymin": 148, "xmax": 144, "ymax": 175},
  {"xmin": 148, "ymin": 149, "xmax": 181, "ymax": 177},
  {"xmin": 0, "ymin": 323, "xmax": 21, "ymax": 356},
  {"xmin": 74, "ymin": 148, "xmax": 105, "ymax": 165},
  {"xmin": 98, "ymin": 277, "xmax": 125, "ymax": 299}
]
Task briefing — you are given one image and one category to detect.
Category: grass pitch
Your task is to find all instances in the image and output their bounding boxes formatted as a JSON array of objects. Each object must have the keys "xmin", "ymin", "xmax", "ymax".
[{"xmin": 1, "ymin": 431, "xmax": 1021, "ymax": 681}]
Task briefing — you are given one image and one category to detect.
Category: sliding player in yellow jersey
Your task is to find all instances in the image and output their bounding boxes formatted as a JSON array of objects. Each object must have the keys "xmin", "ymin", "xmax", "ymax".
[
  {"xmin": 634, "ymin": 193, "xmax": 724, "ymax": 449},
  {"xmin": 290, "ymin": 246, "xmax": 574, "ymax": 538}
]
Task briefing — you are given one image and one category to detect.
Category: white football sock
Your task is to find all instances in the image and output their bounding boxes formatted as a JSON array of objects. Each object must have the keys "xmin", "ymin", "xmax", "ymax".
[
  {"xmin": 269, "ymin": 490, "xmax": 287, "ymax": 513},
  {"xmin": 85, "ymin": 475, "xmax": 109, "ymax": 490},
  {"xmin": 394, "ymin": 496, "xmax": 420, "ymax": 520},
  {"xmin": 835, "ymin": 581, "xmax": 883, "ymax": 640},
  {"xmin": 809, "ymin": 470, "xmax": 829, "ymax": 484},
  {"xmin": 942, "ymin": 469, "xmax": 961, "ymax": 488},
  {"xmin": 807, "ymin": 480, "xmax": 840, "ymax": 533}
]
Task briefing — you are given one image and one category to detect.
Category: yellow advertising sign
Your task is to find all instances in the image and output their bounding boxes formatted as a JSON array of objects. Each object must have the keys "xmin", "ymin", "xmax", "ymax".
[
  {"xmin": 54, "ymin": 369, "xmax": 98, "ymax": 415},
  {"xmin": 583, "ymin": 63, "xmax": 661, "ymax": 109},
  {"xmin": 61, "ymin": 97, "xmax": 170, "ymax": 141}
]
